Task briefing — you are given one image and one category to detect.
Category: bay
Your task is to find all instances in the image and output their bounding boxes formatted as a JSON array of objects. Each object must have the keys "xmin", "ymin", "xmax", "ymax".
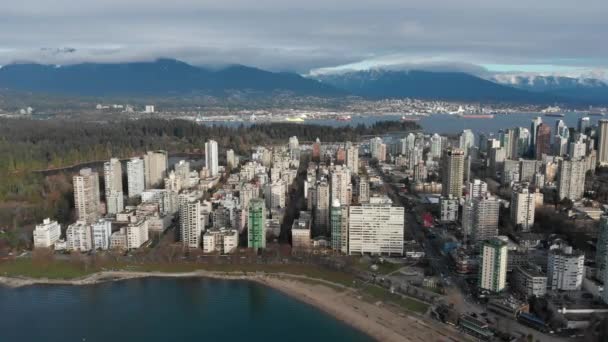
[{"xmin": 0, "ymin": 278, "xmax": 374, "ymax": 342}]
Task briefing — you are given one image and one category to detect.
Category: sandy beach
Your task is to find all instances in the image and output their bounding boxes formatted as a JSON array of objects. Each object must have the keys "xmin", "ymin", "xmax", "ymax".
[{"xmin": 0, "ymin": 271, "xmax": 467, "ymax": 342}]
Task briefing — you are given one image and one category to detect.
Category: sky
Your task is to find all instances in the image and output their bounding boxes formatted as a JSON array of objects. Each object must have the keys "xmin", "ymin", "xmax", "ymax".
[{"xmin": 1, "ymin": 0, "xmax": 607, "ymax": 78}]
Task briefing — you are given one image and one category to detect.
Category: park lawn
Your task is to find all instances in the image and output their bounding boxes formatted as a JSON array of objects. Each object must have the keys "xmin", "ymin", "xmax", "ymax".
[
  {"xmin": 0, "ymin": 259, "xmax": 99, "ymax": 279},
  {"xmin": 361, "ymin": 284, "xmax": 429, "ymax": 314}
]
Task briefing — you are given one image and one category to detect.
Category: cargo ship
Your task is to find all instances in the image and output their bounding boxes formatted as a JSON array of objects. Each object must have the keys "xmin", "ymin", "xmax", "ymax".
[
  {"xmin": 336, "ymin": 115, "xmax": 352, "ymax": 121},
  {"xmin": 458, "ymin": 114, "xmax": 494, "ymax": 119},
  {"xmin": 401, "ymin": 115, "xmax": 421, "ymax": 121},
  {"xmin": 543, "ymin": 113, "xmax": 565, "ymax": 117}
]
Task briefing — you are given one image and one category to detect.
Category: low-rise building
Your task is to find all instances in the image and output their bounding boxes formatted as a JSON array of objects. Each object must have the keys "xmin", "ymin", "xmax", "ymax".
[
  {"xmin": 66, "ymin": 221, "xmax": 92, "ymax": 252},
  {"xmin": 33, "ymin": 218, "xmax": 62, "ymax": 248},
  {"xmin": 514, "ymin": 264, "xmax": 547, "ymax": 298},
  {"xmin": 202, "ymin": 228, "xmax": 238, "ymax": 254}
]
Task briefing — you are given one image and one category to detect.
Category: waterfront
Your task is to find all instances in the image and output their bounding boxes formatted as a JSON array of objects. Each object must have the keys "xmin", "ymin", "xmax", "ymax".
[
  {"xmin": 201, "ymin": 112, "xmax": 603, "ymax": 135},
  {"xmin": 0, "ymin": 277, "xmax": 374, "ymax": 342}
]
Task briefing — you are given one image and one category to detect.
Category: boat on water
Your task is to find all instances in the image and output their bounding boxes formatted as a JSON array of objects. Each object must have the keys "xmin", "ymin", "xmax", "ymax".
[
  {"xmin": 401, "ymin": 116, "xmax": 420, "ymax": 121},
  {"xmin": 588, "ymin": 112, "xmax": 605, "ymax": 116},
  {"xmin": 458, "ymin": 114, "xmax": 495, "ymax": 119},
  {"xmin": 285, "ymin": 117, "xmax": 305, "ymax": 122},
  {"xmin": 543, "ymin": 113, "xmax": 565, "ymax": 117},
  {"xmin": 336, "ymin": 115, "xmax": 352, "ymax": 121}
]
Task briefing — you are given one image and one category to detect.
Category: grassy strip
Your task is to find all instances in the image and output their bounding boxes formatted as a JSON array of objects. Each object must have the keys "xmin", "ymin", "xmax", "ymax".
[{"xmin": 360, "ymin": 284, "xmax": 429, "ymax": 314}]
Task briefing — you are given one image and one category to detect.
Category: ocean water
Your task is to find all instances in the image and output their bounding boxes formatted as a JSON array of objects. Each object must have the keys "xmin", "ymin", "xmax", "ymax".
[
  {"xmin": 203, "ymin": 112, "xmax": 602, "ymax": 136},
  {"xmin": 0, "ymin": 278, "xmax": 374, "ymax": 342}
]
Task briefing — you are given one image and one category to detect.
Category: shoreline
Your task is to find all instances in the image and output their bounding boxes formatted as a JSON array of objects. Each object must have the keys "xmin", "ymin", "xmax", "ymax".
[{"xmin": 0, "ymin": 271, "xmax": 466, "ymax": 342}]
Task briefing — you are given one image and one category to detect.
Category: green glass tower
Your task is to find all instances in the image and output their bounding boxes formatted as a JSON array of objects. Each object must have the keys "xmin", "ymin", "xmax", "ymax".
[{"xmin": 248, "ymin": 198, "xmax": 266, "ymax": 250}]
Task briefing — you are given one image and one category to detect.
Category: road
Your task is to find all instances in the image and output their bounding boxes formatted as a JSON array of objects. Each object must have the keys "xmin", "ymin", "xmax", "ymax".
[{"xmin": 374, "ymin": 164, "xmax": 567, "ymax": 342}]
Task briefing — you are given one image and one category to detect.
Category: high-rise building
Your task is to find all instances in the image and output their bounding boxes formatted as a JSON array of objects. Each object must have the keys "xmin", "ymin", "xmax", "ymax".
[
  {"xmin": 33, "ymin": 218, "xmax": 61, "ymax": 248},
  {"xmin": 126, "ymin": 219, "xmax": 149, "ymax": 249},
  {"xmin": 205, "ymin": 140, "xmax": 219, "ymax": 177},
  {"xmin": 348, "ymin": 200, "xmax": 404, "ymax": 255},
  {"xmin": 264, "ymin": 181, "xmax": 285, "ymax": 209},
  {"xmin": 430, "ymin": 133, "xmax": 443, "ymax": 159},
  {"xmin": 330, "ymin": 200, "xmax": 343, "ymax": 251},
  {"xmin": 441, "ymin": 148, "xmax": 465, "ymax": 198},
  {"xmin": 143, "ymin": 150, "xmax": 168, "ymax": 188},
  {"xmin": 226, "ymin": 149, "xmax": 236, "ymax": 169},
  {"xmin": 578, "ymin": 116, "xmax": 590, "ymax": 133},
  {"xmin": 555, "ymin": 119, "xmax": 569, "ymax": 140},
  {"xmin": 479, "ymin": 238, "xmax": 508, "ymax": 293},
  {"xmin": 530, "ymin": 117, "xmax": 542, "ymax": 156},
  {"xmin": 557, "ymin": 158, "xmax": 587, "ymax": 200},
  {"xmin": 66, "ymin": 221, "xmax": 92, "ymax": 252},
  {"xmin": 519, "ymin": 159, "xmax": 542, "ymax": 183},
  {"xmin": 314, "ymin": 181, "xmax": 330, "ymax": 232},
  {"xmin": 598, "ymin": 119, "xmax": 608, "ymax": 165},
  {"xmin": 459, "ymin": 129, "xmax": 475, "ymax": 157},
  {"xmin": 510, "ymin": 186, "xmax": 535, "ymax": 231},
  {"xmin": 439, "ymin": 195, "xmax": 459, "ymax": 222},
  {"xmin": 91, "ymin": 219, "xmax": 112, "ymax": 250},
  {"xmin": 469, "ymin": 196, "xmax": 500, "ymax": 243},
  {"xmin": 248, "ymin": 199, "xmax": 266, "ymax": 250},
  {"xmin": 103, "ymin": 158, "xmax": 123, "ymax": 214},
  {"xmin": 174, "ymin": 160, "xmax": 190, "ymax": 185},
  {"xmin": 370, "ymin": 137, "xmax": 386, "ymax": 161},
  {"xmin": 346, "ymin": 144, "xmax": 359, "ymax": 174},
  {"xmin": 127, "ymin": 157, "xmax": 145, "ymax": 198},
  {"xmin": 73, "ymin": 168, "xmax": 101, "ymax": 224},
  {"xmin": 596, "ymin": 216, "xmax": 608, "ymax": 285},
  {"xmin": 312, "ymin": 138, "xmax": 321, "ymax": 162},
  {"xmin": 535, "ymin": 123, "xmax": 552, "ymax": 160},
  {"xmin": 467, "ymin": 179, "xmax": 488, "ymax": 199},
  {"xmin": 179, "ymin": 194, "xmax": 202, "ymax": 249},
  {"xmin": 547, "ymin": 245, "xmax": 584, "ymax": 291},
  {"xmin": 358, "ymin": 176, "xmax": 370, "ymax": 204},
  {"xmin": 106, "ymin": 192, "xmax": 124, "ymax": 216},
  {"xmin": 330, "ymin": 165, "xmax": 351, "ymax": 206}
]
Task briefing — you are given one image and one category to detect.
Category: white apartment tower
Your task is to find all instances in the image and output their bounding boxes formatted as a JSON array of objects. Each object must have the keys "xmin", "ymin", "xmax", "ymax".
[
  {"xmin": 510, "ymin": 186, "xmax": 536, "ymax": 232},
  {"xmin": 33, "ymin": 218, "xmax": 62, "ymax": 248},
  {"xmin": 346, "ymin": 144, "xmax": 359, "ymax": 174},
  {"xmin": 557, "ymin": 158, "xmax": 587, "ymax": 200},
  {"xmin": 205, "ymin": 140, "xmax": 219, "ymax": 177},
  {"xmin": 479, "ymin": 238, "xmax": 508, "ymax": 293},
  {"xmin": 598, "ymin": 119, "xmax": 608, "ymax": 165},
  {"xmin": 547, "ymin": 245, "xmax": 585, "ymax": 291},
  {"xmin": 348, "ymin": 201, "xmax": 404, "ymax": 255},
  {"xmin": 469, "ymin": 196, "xmax": 500, "ymax": 243},
  {"xmin": 127, "ymin": 157, "xmax": 145, "ymax": 198},
  {"xmin": 179, "ymin": 194, "xmax": 202, "ymax": 248},
  {"xmin": 103, "ymin": 158, "xmax": 124, "ymax": 214},
  {"xmin": 73, "ymin": 168, "xmax": 101, "ymax": 224},
  {"xmin": 467, "ymin": 179, "xmax": 488, "ymax": 199},
  {"xmin": 91, "ymin": 219, "xmax": 112, "ymax": 250},
  {"xmin": 66, "ymin": 221, "xmax": 92, "ymax": 252},
  {"xmin": 330, "ymin": 165, "xmax": 351, "ymax": 206}
]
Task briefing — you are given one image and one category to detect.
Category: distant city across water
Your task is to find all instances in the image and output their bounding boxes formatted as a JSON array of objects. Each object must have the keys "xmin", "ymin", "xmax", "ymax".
[
  {"xmin": 203, "ymin": 112, "xmax": 602, "ymax": 136},
  {"xmin": 0, "ymin": 278, "xmax": 374, "ymax": 342}
]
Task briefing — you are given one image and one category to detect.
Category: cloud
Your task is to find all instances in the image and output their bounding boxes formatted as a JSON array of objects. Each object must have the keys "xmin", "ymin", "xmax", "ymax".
[{"xmin": 0, "ymin": 1, "xmax": 606, "ymax": 75}]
